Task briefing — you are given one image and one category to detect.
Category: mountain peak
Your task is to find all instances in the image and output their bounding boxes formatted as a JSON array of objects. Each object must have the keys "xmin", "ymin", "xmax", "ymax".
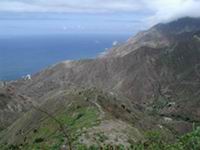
[
  {"xmin": 104, "ymin": 17, "xmax": 200, "ymax": 58},
  {"xmin": 153, "ymin": 17, "xmax": 200, "ymax": 34}
]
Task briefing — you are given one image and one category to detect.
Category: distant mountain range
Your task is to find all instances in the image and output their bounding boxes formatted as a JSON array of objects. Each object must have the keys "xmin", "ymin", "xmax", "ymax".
[{"xmin": 0, "ymin": 17, "xmax": 200, "ymax": 149}]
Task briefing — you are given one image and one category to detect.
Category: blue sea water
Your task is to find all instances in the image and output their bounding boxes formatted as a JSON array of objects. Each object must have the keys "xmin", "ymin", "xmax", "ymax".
[{"xmin": 0, "ymin": 33, "xmax": 130, "ymax": 81}]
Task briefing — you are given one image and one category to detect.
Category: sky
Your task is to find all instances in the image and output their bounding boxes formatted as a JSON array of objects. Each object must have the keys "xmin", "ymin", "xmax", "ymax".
[{"xmin": 0, "ymin": 0, "xmax": 200, "ymax": 36}]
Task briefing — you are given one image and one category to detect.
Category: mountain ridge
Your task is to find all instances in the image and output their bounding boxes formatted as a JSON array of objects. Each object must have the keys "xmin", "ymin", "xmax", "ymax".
[{"xmin": 0, "ymin": 17, "xmax": 200, "ymax": 149}]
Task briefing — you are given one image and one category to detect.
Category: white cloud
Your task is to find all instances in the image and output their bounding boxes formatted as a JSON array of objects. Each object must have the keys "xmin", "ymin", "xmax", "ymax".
[
  {"xmin": 0, "ymin": 1, "xmax": 54, "ymax": 12},
  {"xmin": 0, "ymin": 0, "xmax": 200, "ymax": 25},
  {"xmin": 144, "ymin": 0, "xmax": 200, "ymax": 24},
  {"xmin": 0, "ymin": 0, "xmax": 142, "ymax": 13}
]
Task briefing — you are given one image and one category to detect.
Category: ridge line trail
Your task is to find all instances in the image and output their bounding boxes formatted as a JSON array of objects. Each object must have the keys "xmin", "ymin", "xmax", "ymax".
[{"xmin": 90, "ymin": 95, "xmax": 105, "ymax": 120}]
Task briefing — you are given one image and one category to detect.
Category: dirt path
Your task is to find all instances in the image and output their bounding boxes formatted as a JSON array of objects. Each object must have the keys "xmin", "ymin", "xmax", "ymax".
[{"xmin": 90, "ymin": 95, "xmax": 105, "ymax": 119}]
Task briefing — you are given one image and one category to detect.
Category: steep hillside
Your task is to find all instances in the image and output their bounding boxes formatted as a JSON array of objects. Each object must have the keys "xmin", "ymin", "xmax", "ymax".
[
  {"xmin": 0, "ymin": 83, "xmax": 33, "ymax": 131},
  {"xmin": 0, "ymin": 88, "xmax": 148, "ymax": 149},
  {"xmin": 0, "ymin": 17, "xmax": 200, "ymax": 149}
]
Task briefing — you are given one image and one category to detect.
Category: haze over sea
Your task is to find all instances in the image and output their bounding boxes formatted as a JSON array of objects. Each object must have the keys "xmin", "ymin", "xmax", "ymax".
[{"xmin": 0, "ymin": 33, "xmax": 130, "ymax": 81}]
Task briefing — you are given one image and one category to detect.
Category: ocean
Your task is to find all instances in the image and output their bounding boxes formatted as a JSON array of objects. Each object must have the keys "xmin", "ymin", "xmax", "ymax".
[{"xmin": 0, "ymin": 33, "xmax": 130, "ymax": 81}]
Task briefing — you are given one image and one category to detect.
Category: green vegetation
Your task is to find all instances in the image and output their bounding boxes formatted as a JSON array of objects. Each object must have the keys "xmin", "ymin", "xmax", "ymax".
[
  {"xmin": 130, "ymin": 127, "xmax": 200, "ymax": 150},
  {"xmin": 0, "ymin": 104, "xmax": 99, "ymax": 150},
  {"xmin": 1, "ymin": 89, "xmax": 200, "ymax": 150},
  {"xmin": 74, "ymin": 127, "xmax": 200, "ymax": 150},
  {"xmin": 2, "ymin": 126, "xmax": 200, "ymax": 149}
]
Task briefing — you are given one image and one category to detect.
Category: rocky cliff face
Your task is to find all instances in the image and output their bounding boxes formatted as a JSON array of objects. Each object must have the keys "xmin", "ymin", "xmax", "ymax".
[{"xmin": 0, "ymin": 17, "xmax": 200, "ymax": 148}]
